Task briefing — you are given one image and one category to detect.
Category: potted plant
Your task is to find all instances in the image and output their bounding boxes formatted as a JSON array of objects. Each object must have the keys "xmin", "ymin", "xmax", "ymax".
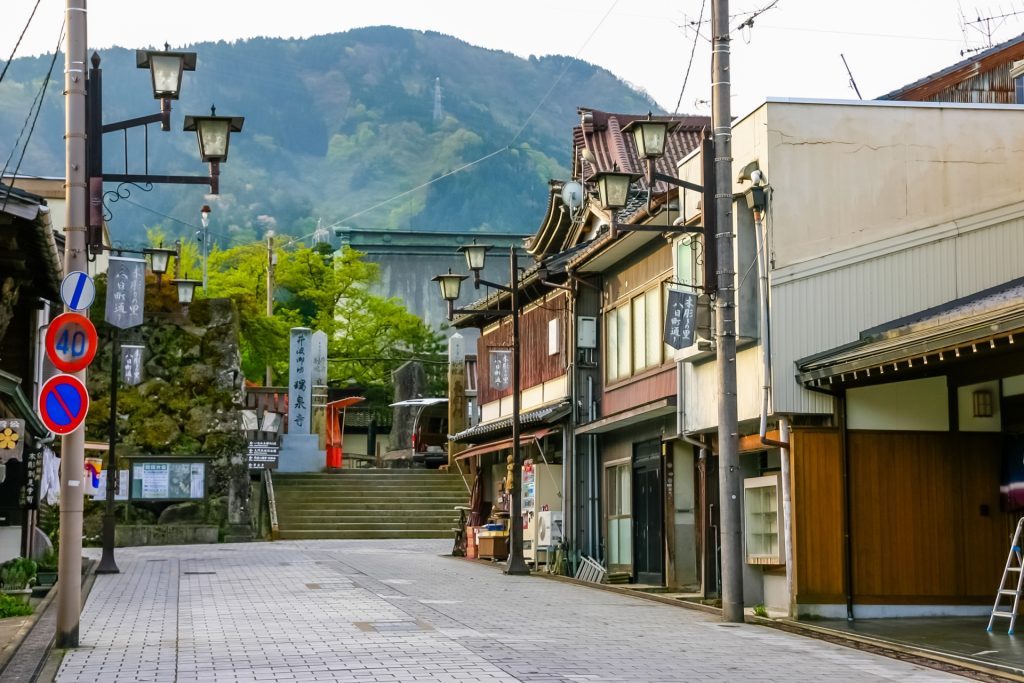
[
  {"xmin": 0, "ymin": 558, "xmax": 36, "ymax": 604},
  {"xmin": 35, "ymin": 549, "xmax": 58, "ymax": 588}
]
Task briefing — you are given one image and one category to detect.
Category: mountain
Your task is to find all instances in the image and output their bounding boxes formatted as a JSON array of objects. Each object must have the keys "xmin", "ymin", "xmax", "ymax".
[{"xmin": 0, "ymin": 26, "xmax": 660, "ymax": 245}]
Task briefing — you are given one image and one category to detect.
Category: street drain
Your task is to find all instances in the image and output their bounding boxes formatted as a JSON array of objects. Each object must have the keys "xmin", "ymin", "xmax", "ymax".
[
  {"xmin": 353, "ymin": 620, "xmax": 434, "ymax": 633},
  {"xmin": 183, "ymin": 571, "xmax": 217, "ymax": 575}
]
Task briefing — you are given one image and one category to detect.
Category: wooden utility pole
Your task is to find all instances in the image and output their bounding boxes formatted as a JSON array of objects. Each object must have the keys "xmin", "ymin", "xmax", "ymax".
[
  {"xmin": 57, "ymin": 0, "xmax": 88, "ymax": 648},
  {"xmin": 712, "ymin": 0, "xmax": 743, "ymax": 623},
  {"xmin": 265, "ymin": 230, "xmax": 275, "ymax": 386}
]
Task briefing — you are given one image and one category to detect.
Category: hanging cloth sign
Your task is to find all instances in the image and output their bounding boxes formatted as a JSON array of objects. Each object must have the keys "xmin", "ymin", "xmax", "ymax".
[
  {"xmin": 121, "ymin": 344, "xmax": 144, "ymax": 386},
  {"xmin": 664, "ymin": 289, "xmax": 697, "ymax": 350}
]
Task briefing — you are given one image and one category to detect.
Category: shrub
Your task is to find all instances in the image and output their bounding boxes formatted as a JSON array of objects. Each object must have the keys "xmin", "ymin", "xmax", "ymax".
[
  {"xmin": 0, "ymin": 593, "xmax": 33, "ymax": 618},
  {"xmin": 37, "ymin": 549, "xmax": 58, "ymax": 573},
  {"xmin": 752, "ymin": 604, "xmax": 769, "ymax": 618},
  {"xmin": 0, "ymin": 558, "xmax": 37, "ymax": 590}
]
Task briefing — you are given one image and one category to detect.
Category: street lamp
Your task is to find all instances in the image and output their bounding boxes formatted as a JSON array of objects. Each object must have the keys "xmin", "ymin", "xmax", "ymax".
[
  {"xmin": 200, "ymin": 205, "xmax": 212, "ymax": 291},
  {"xmin": 171, "ymin": 274, "xmax": 202, "ymax": 307},
  {"xmin": 613, "ymin": 107, "xmax": 741, "ymax": 622},
  {"xmin": 85, "ymin": 50, "xmax": 244, "ymax": 256},
  {"xmin": 434, "ymin": 246, "xmax": 530, "ymax": 576},
  {"xmin": 96, "ymin": 247, "xmax": 188, "ymax": 576}
]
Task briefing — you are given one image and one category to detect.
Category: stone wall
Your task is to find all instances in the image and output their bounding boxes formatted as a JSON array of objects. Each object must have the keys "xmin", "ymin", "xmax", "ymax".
[{"xmin": 85, "ymin": 278, "xmax": 250, "ymax": 538}]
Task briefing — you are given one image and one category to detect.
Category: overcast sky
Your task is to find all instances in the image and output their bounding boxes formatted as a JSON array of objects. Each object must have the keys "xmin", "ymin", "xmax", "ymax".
[{"xmin": 4, "ymin": 1, "xmax": 1023, "ymax": 116}]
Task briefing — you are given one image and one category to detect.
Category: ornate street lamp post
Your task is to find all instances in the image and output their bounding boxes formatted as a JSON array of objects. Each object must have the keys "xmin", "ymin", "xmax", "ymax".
[{"xmin": 434, "ymin": 243, "xmax": 530, "ymax": 576}]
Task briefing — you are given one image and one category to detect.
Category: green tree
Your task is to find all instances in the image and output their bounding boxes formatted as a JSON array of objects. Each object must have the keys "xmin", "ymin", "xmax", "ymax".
[{"xmin": 205, "ymin": 240, "xmax": 443, "ymax": 389}]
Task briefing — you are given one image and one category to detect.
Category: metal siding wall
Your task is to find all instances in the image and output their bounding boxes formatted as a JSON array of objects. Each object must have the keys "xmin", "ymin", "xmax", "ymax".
[{"xmin": 771, "ymin": 218, "xmax": 1024, "ymax": 415}]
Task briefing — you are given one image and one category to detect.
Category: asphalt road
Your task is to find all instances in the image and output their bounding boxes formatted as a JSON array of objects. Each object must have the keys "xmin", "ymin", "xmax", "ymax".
[{"xmin": 54, "ymin": 540, "xmax": 965, "ymax": 682}]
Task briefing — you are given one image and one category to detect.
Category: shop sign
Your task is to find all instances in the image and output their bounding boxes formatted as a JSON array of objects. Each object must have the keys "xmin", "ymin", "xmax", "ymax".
[
  {"xmin": 0, "ymin": 418, "xmax": 25, "ymax": 461},
  {"xmin": 664, "ymin": 289, "xmax": 697, "ymax": 350},
  {"xmin": 490, "ymin": 349, "xmax": 512, "ymax": 390}
]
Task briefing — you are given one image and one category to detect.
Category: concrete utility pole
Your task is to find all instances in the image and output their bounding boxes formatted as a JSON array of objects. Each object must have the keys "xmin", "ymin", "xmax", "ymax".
[
  {"xmin": 265, "ymin": 230, "xmax": 275, "ymax": 386},
  {"xmin": 712, "ymin": 0, "xmax": 743, "ymax": 623},
  {"xmin": 57, "ymin": 0, "xmax": 88, "ymax": 648}
]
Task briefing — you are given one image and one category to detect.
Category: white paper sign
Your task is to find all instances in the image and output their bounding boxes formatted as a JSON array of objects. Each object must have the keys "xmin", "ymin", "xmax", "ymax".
[{"xmin": 288, "ymin": 327, "xmax": 312, "ymax": 434}]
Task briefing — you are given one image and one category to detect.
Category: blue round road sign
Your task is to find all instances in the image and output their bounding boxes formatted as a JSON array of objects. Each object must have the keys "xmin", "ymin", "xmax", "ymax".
[
  {"xmin": 60, "ymin": 271, "xmax": 96, "ymax": 311},
  {"xmin": 37, "ymin": 374, "xmax": 90, "ymax": 435}
]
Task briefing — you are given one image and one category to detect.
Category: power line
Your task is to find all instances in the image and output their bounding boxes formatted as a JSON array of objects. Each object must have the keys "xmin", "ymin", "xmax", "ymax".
[
  {"xmin": 1, "ymin": 19, "xmax": 62, "ymax": 214},
  {"xmin": 674, "ymin": 0, "xmax": 706, "ymax": 115},
  {"xmin": 0, "ymin": 0, "xmax": 43, "ymax": 85},
  {"xmin": 319, "ymin": 1, "xmax": 622, "ymax": 233}
]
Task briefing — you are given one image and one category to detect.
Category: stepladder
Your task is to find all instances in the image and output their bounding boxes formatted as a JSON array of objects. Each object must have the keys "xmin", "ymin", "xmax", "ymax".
[{"xmin": 988, "ymin": 516, "xmax": 1024, "ymax": 635}]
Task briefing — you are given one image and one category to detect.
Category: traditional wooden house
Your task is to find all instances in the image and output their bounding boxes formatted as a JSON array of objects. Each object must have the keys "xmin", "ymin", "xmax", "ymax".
[
  {"xmin": 0, "ymin": 183, "xmax": 62, "ymax": 561},
  {"xmin": 672, "ymin": 97, "xmax": 1024, "ymax": 618}
]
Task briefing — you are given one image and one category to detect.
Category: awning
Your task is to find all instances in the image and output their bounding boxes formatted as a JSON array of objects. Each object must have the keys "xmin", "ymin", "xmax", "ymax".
[
  {"xmin": 453, "ymin": 427, "xmax": 554, "ymax": 461},
  {"xmin": 796, "ymin": 279, "xmax": 1024, "ymax": 388},
  {"xmin": 574, "ymin": 397, "xmax": 675, "ymax": 435},
  {"xmin": 449, "ymin": 400, "xmax": 571, "ymax": 444},
  {"xmin": 0, "ymin": 369, "xmax": 50, "ymax": 439}
]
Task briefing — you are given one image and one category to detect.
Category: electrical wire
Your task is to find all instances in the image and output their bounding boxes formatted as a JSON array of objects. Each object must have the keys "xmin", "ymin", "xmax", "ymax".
[
  {"xmin": 0, "ymin": 0, "xmax": 43, "ymax": 85},
  {"xmin": 673, "ymin": 0, "xmax": 706, "ymax": 116},
  {"xmin": 302, "ymin": 1, "xmax": 623, "ymax": 243},
  {"xmin": 1, "ymin": 19, "xmax": 62, "ymax": 214}
]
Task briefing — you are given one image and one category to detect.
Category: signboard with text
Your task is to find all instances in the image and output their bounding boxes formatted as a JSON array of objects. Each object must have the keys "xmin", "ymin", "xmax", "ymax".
[
  {"xmin": 105, "ymin": 256, "xmax": 146, "ymax": 329},
  {"xmin": 311, "ymin": 330, "xmax": 328, "ymax": 388},
  {"xmin": 247, "ymin": 441, "xmax": 281, "ymax": 470},
  {"xmin": 490, "ymin": 349, "xmax": 512, "ymax": 391},
  {"xmin": 129, "ymin": 460, "xmax": 207, "ymax": 501},
  {"xmin": 664, "ymin": 289, "xmax": 697, "ymax": 350}
]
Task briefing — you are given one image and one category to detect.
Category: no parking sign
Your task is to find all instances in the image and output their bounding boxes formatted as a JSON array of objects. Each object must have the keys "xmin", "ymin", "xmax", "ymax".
[{"xmin": 37, "ymin": 374, "xmax": 90, "ymax": 435}]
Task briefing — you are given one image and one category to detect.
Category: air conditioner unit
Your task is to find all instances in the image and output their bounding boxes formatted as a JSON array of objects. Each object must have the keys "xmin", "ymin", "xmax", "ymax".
[{"xmin": 537, "ymin": 511, "xmax": 563, "ymax": 548}]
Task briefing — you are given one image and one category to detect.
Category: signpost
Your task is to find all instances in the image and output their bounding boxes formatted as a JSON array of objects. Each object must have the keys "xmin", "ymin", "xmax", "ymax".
[
  {"xmin": 45, "ymin": 312, "xmax": 98, "ymax": 373},
  {"xmin": 37, "ymin": 374, "xmax": 90, "ymax": 435},
  {"xmin": 288, "ymin": 327, "xmax": 312, "ymax": 434},
  {"xmin": 246, "ymin": 441, "xmax": 281, "ymax": 470},
  {"xmin": 60, "ymin": 270, "xmax": 96, "ymax": 311}
]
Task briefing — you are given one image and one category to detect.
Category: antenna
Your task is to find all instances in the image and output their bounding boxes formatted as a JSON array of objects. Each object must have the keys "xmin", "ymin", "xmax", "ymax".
[
  {"xmin": 841, "ymin": 53, "xmax": 863, "ymax": 100},
  {"xmin": 959, "ymin": 5, "xmax": 1024, "ymax": 54}
]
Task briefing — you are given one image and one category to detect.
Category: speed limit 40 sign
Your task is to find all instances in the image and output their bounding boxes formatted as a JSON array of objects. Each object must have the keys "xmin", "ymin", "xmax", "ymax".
[{"xmin": 45, "ymin": 312, "xmax": 98, "ymax": 373}]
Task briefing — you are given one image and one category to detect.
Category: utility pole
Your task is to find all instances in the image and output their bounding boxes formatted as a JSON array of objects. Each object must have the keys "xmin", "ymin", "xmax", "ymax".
[
  {"xmin": 712, "ymin": 0, "xmax": 743, "ymax": 623},
  {"xmin": 265, "ymin": 229, "xmax": 275, "ymax": 386},
  {"xmin": 58, "ymin": 0, "xmax": 88, "ymax": 648}
]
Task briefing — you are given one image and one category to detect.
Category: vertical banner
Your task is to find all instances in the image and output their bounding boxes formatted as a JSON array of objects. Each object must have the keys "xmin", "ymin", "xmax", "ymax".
[
  {"xmin": 490, "ymin": 349, "xmax": 512, "ymax": 390},
  {"xmin": 288, "ymin": 327, "xmax": 312, "ymax": 434},
  {"xmin": 664, "ymin": 289, "xmax": 697, "ymax": 350},
  {"xmin": 311, "ymin": 330, "xmax": 328, "ymax": 387},
  {"xmin": 105, "ymin": 256, "xmax": 146, "ymax": 329},
  {"xmin": 121, "ymin": 344, "xmax": 144, "ymax": 386}
]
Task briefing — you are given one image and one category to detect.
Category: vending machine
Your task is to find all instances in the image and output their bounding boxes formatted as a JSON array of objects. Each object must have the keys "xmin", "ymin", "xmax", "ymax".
[{"xmin": 521, "ymin": 460, "xmax": 562, "ymax": 563}]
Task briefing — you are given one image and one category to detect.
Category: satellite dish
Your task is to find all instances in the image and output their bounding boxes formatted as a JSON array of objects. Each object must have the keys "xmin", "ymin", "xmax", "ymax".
[{"xmin": 561, "ymin": 181, "xmax": 583, "ymax": 211}]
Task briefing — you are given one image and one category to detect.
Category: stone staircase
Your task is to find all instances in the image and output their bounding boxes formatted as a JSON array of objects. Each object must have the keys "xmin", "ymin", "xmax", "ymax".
[{"xmin": 272, "ymin": 470, "xmax": 468, "ymax": 540}]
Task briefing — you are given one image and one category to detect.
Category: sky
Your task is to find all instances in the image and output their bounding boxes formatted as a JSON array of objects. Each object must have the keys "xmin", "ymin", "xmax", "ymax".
[{"xmin": 4, "ymin": 0, "xmax": 1024, "ymax": 117}]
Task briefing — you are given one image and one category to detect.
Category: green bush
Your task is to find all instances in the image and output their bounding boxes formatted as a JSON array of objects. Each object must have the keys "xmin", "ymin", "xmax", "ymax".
[
  {"xmin": 752, "ymin": 604, "xmax": 769, "ymax": 618},
  {"xmin": 37, "ymin": 548, "xmax": 58, "ymax": 573},
  {"xmin": 0, "ymin": 558, "xmax": 37, "ymax": 590},
  {"xmin": 0, "ymin": 593, "xmax": 33, "ymax": 618}
]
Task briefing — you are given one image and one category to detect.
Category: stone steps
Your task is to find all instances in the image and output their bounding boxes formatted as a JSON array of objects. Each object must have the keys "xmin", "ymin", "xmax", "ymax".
[
  {"xmin": 277, "ymin": 529, "xmax": 454, "ymax": 540},
  {"xmin": 272, "ymin": 470, "xmax": 468, "ymax": 540}
]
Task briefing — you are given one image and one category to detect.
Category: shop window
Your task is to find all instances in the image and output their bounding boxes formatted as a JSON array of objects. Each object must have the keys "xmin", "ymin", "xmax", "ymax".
[
  {"xmin": 743, "ymin": 474, "xmax": 782, "ymax": 565},
  {"xmin": 606, "ymin": 463, "xmax": 632, "ymax": 570}
]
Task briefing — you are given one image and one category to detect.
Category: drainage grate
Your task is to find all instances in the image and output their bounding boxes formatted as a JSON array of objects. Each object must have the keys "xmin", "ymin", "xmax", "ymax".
[
  {"xmin": 353, "ymin": 620, "xmax": 433, "ymax": 633},
  {"xmin": 183, "ymin": 571, "xmax": 217, "ymax": 575}
]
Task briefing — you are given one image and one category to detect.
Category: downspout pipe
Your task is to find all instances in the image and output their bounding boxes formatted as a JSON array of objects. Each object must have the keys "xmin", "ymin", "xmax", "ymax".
[{"xmin": 752, "ymin": 197, "xmax": 794, "ymax": 616}]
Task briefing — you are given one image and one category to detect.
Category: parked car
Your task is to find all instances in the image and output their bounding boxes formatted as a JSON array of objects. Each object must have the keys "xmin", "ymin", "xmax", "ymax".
[{"xmin": 390, "ymin": 398, "xmax": 449, "ymax": 468}]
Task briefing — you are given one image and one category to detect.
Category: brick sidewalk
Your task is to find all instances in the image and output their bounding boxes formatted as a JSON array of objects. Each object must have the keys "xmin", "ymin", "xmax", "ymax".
[{"xmin": 54, "ymin": 540, "xmax": 964, "ymax": 682}]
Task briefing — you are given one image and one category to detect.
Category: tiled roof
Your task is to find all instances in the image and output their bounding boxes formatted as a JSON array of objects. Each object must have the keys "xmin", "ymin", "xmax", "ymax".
[{"xmin": 449, "ymin": 400, "xmax": 572, "ymax": 444}]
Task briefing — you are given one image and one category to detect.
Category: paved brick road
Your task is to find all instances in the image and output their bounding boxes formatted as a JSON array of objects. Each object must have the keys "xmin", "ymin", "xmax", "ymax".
[{"xmin": 56, "ymin": 540, "xmax": 963, "ymax": 682}]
